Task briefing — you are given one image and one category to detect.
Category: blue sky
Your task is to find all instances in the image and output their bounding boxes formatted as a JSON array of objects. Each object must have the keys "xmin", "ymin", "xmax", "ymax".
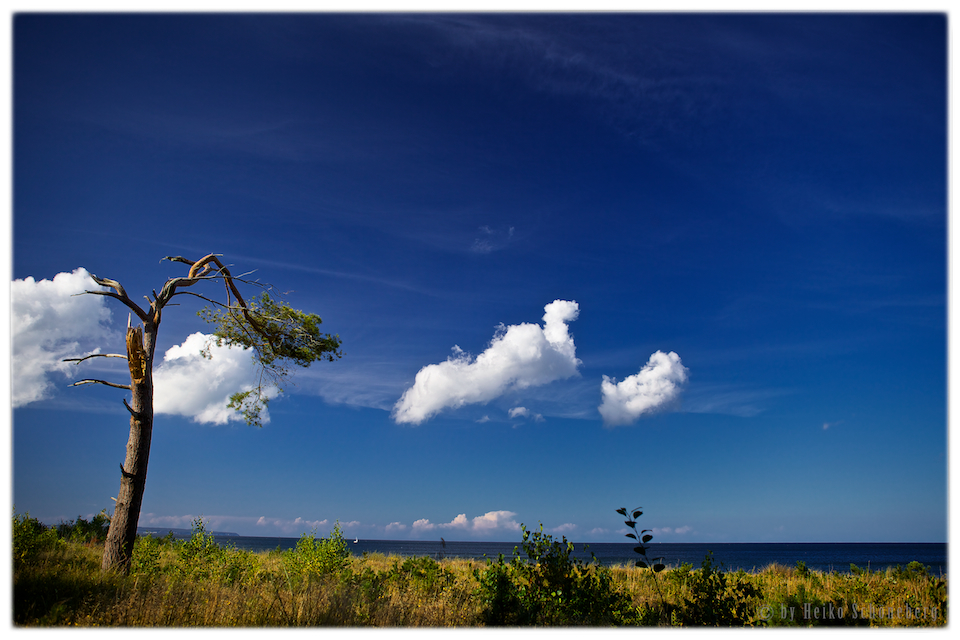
[{"xmin": 9, "ymin": 12, "xmax": 947, "ymax": 543}]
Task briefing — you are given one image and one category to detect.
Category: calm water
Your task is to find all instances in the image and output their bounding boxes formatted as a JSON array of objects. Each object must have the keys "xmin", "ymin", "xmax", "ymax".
[{"xmin": 193, "ymin": 535, "xmax": 946, "ymax": 575}]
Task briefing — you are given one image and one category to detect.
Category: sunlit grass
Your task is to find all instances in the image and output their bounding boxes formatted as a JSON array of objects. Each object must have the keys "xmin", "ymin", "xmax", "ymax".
[{"xmin": 13, "ymin": 514, "xmax": 947, "ymax": 627}]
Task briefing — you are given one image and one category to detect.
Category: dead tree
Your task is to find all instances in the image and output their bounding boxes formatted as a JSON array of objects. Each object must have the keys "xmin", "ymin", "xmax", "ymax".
[{"xmin": 66, "ymin": 254, "xmax": 341, "ymax": 573}]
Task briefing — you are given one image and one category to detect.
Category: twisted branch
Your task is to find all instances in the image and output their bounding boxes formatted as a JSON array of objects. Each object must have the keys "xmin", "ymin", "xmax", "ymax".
[
  {"xmin": 162, "ymin": 254, "xmax": 276, "ymax": 351},
  {"xmin": 83, "ymin": 274, "xmax": 151, "ymax": 324}
]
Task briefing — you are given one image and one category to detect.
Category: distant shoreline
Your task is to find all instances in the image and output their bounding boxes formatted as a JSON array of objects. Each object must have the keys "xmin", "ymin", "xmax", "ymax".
[{"xmin": 138, "ymin": 527, "xmax": 239, "ymax": 537}]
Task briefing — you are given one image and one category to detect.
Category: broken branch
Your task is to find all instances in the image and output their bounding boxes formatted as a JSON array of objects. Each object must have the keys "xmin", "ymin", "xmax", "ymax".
[
  {"xmin": 70, "ymin": 379, "xmax": 132, "ymax": 391},
  {"xmin": 63, "ymin": 353, "xmax": 128, "ymax": 364}
]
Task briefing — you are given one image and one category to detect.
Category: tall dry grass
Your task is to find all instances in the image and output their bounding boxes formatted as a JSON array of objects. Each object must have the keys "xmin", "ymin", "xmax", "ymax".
[{"xmin": 13, "ymin": 522, "xmax": 947, "ymax": 627}]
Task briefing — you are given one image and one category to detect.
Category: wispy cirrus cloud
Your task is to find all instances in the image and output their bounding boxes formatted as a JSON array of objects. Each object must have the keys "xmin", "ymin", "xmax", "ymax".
[
  {"xmin": 393, "ymin": 300, "xmax": 581, "ymax": 424},
  {"xmin": 396, "ymin": 14, "xmax": 725, "ymax": 141},
  {"xmin": 682, "ymin": 383, "xmax": 793, "ymax": 418},
  {"xmin": 471, "ymin": 225, "xmax": 515, "ymax": 254}
]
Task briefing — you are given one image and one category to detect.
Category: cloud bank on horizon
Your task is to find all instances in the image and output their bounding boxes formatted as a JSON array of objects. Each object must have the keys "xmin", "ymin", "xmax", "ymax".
[
  {"xmin": 392, "ymin": 299, "xmax": 583, "ymax": 424},
  {"xmin": 410, "ymin": 510, "xmax": 521, "ymax": 537}
]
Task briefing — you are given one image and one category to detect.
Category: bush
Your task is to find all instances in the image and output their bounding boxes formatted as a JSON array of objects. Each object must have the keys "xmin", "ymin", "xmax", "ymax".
[
  {"xmin": 674, "ymin": 552, "xmax": 762, "ymax": 626},
  {"xmin": 131, "ymin": 532, "xmax": 173, "ymax": 577},
  {"xmin": 56, "ymin": 511, "xmax": 111, "ymax": 544},
  {"xmin": 169, "ymin": 517, "xmax": 262, "ymax": 585},
  {"xmin": 13, "ymin": 510, "xmax": 63, "ymax": 569},
  {"xmin": 282, "ymin": 522, "xmax": 351, "ymax": 584},
  {"xmin": 475, "ymin": 523, "xmax": 637, "ymax": 626}
]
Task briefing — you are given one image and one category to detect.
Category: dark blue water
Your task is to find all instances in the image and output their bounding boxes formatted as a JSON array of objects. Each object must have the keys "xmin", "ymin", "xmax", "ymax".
[{"xmin": 195, "ymin": 535, "xmax": 946, "ymax": 576}]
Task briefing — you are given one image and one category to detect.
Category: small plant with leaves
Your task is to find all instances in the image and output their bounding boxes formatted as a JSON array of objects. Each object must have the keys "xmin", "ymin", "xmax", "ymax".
[
  {"xmin": 617, "ymin": 507, "xmax": 666, "ymax": 573},
  {"xmin": 618, "ymin": 506, "xmax": 667, "ymax": 619}
]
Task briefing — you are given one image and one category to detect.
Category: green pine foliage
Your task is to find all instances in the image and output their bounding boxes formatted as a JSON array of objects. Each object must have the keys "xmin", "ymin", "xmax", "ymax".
[{"xmin": 197, "ymin": 291, "xmax": 342, "ymax": 426}]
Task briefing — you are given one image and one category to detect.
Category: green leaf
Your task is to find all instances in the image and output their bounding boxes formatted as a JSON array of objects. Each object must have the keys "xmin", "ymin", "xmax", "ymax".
[
  {"xmin": 653, "ymin": 563, "xmax": 666, "ymax": 572},
  {"xmin": 642, "ymin": 534, "xmax": 653, "ymax": 544},
  {"xmin": 624, "ymin": 520, "xmax": 636, "ymax": 528},
  {"xmin": 635, "ymin": 560, "xmax": 648, "ymax": 568},
  {"xmin": 616, "ymin": 508, "xmax": 627, "ymax": 516},
  {"xmin": 632, "ymin": 510, "xmax": 643, "ymax": 519},
  {"xmin": 625, "ymin": 533, "xmax": 637, "ymax": 540}
]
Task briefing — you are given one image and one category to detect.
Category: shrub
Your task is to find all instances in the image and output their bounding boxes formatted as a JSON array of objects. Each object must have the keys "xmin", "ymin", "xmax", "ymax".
[
  {"xmin": 282, "ymin": 522, "xmax": 351, "ymax": 584},
  {"xmin": 131, "ymin": 532, "xmax": 173, "ymax": 577},
  {"xmin": 168, "ymin": 517, "xmax": 262, "ymax": 585},
  {"xmin": 674, "ymin": 551, "xmax": 762, "ymax": 626},
  {"xmin": 13, "ymin": 510, "xmax": 62, "ymax": 569},
  {"xmin": 56, "ymin": 511, "xmax": 111, "ymax": 544},
  {"xmin": 475, "ymin": 523, "xmax": 637, "ymax": 626}
]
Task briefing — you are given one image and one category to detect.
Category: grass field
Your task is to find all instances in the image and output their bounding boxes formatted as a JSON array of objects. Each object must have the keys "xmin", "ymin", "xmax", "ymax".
[{"xmin": 13, "ymin": 512, "xmax": 947, "ymax": 627}]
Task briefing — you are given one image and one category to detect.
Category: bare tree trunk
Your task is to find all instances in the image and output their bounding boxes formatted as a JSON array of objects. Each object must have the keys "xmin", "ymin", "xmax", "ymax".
[{"xmin": 101, "ymin": 321, "xmax": 156, "ymax": 573}]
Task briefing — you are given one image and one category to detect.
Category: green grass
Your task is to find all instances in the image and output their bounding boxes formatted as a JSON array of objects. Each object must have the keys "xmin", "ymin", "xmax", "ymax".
[{"xmin": 12, "ymin": 512, "xmax": 948, "ymax": 627}]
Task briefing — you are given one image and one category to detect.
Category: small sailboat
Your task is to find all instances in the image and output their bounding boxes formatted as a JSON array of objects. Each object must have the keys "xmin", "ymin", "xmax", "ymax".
[{"xmin": 354, "ymin": 536, "xmax": 359, "ymax": 543}]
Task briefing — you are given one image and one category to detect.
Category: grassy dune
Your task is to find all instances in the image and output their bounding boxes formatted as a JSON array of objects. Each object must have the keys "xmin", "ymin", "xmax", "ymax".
[{"xmin": 13, "ymin": 513, "xmax": 947, "ymax": 627}]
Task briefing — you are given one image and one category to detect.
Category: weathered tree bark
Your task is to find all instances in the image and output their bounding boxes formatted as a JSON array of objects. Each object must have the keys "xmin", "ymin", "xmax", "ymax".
[{"xmin": 101, "ymin": 321, "xmax": 157, "ymax": 573}]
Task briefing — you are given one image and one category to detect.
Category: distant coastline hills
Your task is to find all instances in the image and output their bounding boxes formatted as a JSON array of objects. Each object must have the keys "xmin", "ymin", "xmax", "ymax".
[{"xmin": 138, "ymin": 527, "xmax": 239, "ymax": 537}]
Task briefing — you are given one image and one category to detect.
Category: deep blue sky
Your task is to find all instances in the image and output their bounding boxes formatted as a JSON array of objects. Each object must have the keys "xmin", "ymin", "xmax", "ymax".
[{"xmin": 10, "ymin": 13, "xmax": 947, "ymax": 542}]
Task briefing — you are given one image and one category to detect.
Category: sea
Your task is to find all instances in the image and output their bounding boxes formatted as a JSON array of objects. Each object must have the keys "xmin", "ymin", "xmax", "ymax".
[{"xmin": 150, "ymin": 531, "xmax": 947, "ymax": 576}]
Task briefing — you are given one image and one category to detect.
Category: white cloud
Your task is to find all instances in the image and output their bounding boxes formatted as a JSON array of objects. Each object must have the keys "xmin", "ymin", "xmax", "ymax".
[
  {"xmin": 10, "ymin": 269, "xmax": 277, "ymax": 427},
  {"xmin": 410, "ymin": 510, "xmax": 521, "ymax": 537},
  {"xmin": 550, "ymin": 523, "xmax": 577, "ymax": 535},
  {"xmin": 393, "ymin": 300, "xmax": 581, "ymax": 424},
  {"xmin": 153, "ymin": 332, "xmax": 279, "ymax": 425},
  {"xmin": 509, "ymin": 406, "xmax": 544, "ymax": 422},
  {"xmin": 253, "ymin": 515, "xmax": 330, "ymax": 535},
  {"xmin": 11, "ymin": 268, "xmax": 116, "ymax": 407},
  {"xmin": 599, "ymin": 351, "xmax": 689, "ymax": 426},
  {"xmin": 385, "ymin": 522, "xmax": 407, "ymax": 534}
]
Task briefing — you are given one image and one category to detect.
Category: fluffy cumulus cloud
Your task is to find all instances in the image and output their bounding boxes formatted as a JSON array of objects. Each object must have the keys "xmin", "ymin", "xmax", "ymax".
[
  {"xmin": 153, "ymin": 332, "xmax": 279, "ymax": 425},
  {"xmin": 410, "ymin": 510, "xmax": 521, "ymax": 537},
  {"xmin": 598, "ymin": 351, "xmax": 689, "ymax": 426},
  {"xmin": 11, "ymin": 268, "xmax": 116, "ymax": 407},
  {"xmin": 393, "ymin": 300, "xmax": 581, "ymax": 424},
  {"xmin": 385, "ymin": 522, "xmax": 408, "ymax": 534}
]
